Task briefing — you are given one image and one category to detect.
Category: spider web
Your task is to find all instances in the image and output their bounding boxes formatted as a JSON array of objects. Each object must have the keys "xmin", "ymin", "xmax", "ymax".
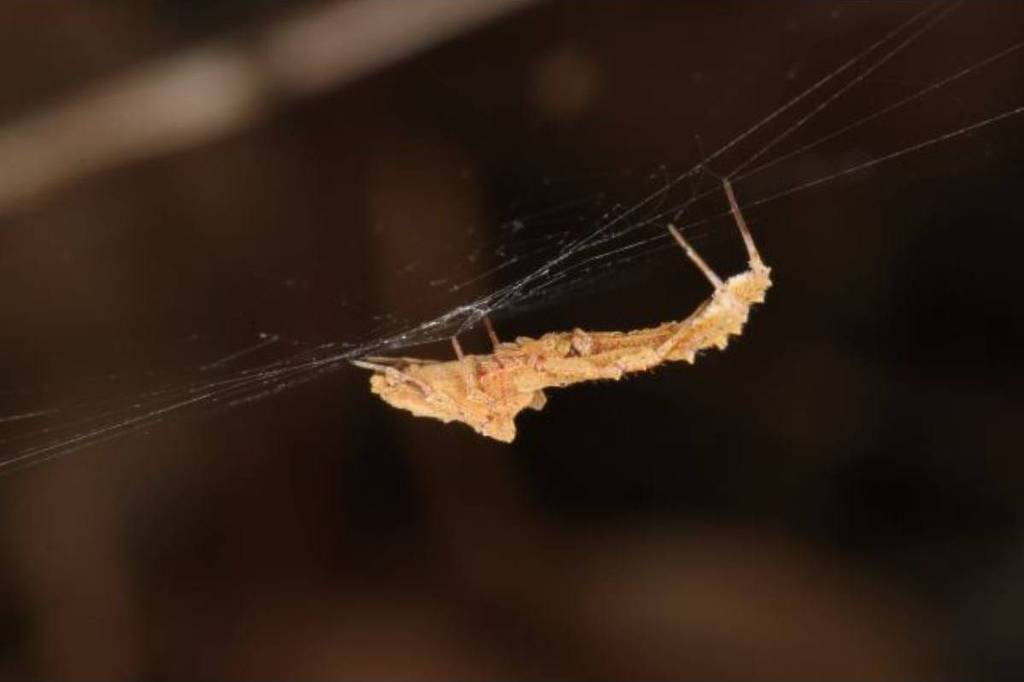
[{"xmin": 2, "ymin": 0, "xmax": 1024, "ymax": 471}]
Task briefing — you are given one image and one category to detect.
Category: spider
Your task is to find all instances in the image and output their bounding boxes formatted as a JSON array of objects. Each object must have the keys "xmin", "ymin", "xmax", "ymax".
[{"xmin": 354, "ymin": 177, "xmax": 771, "ymax": 442}]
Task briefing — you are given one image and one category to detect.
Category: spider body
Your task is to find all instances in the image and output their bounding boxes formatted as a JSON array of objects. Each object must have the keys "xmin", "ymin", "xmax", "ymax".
[{"xmin": 355, "ymin": 178, "xmax": 771, "ymax": 442}]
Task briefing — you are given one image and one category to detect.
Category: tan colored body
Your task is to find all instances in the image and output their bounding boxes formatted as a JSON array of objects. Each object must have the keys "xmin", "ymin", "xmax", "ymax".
[
  {"xmin": 367, "ymin": 264, "xmax": 770, "ymax": 442},
  {"xmin": 358, "ymin": 177, "xmax": 771, "ymax": 442}
]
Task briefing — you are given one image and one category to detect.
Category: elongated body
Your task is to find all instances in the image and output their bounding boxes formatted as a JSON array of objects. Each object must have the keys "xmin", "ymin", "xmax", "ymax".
[{"xmin": 357, "ymin": 178, "xmax": 771, "ymax": 442}]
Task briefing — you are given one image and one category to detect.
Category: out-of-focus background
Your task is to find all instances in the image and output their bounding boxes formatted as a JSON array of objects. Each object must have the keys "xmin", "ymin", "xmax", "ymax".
[{"xmin": 1, "ymin": 1, "xmax": 1023, "ymax": 679}]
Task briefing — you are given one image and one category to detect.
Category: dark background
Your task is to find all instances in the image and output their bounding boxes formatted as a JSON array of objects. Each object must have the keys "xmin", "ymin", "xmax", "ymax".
[{"xmin": 1, "ymin": 1, "xmax": 1023, "ymax": 679}]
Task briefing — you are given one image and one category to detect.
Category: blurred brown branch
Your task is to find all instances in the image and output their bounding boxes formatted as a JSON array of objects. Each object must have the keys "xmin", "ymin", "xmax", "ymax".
[{"xmin": 0, "ymin": 0, "xmax": 537, "ymax": 214}]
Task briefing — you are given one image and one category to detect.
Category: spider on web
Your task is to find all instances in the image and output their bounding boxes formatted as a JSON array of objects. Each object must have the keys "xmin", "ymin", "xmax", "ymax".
[{"xmin": 354, "ymin": 177, "xmax": 771, "ymax": 442}]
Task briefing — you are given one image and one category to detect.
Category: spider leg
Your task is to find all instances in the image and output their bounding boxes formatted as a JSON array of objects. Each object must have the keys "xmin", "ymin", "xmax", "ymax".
[
  {"xmin": 362, "ymin": 355, "xmax": 438, "ymax": 366},
  {"xmin": 351, "ymin": 359, "xmax": 434, "ymax": 397},
  {"xmin": 721, "ymin": 177, "xmax": 763, "ymax": 267},
  {"xmin": 447, "ymin": 333, "xmax": 485, "ymax": 394},
  {"xmin": 351, "ymin": 359, "xmax": 394, "ymax": 373},
  {"xmin": 451, "ymin": 336, "xmax": 465, "ymax": 361},
  {"xmin": 667, "ymin": 224, "xmax": 722, "ymax": 289},
  {"xmin": 482, "ymin": 315, "xmax": 501, "ymax": 350}
]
